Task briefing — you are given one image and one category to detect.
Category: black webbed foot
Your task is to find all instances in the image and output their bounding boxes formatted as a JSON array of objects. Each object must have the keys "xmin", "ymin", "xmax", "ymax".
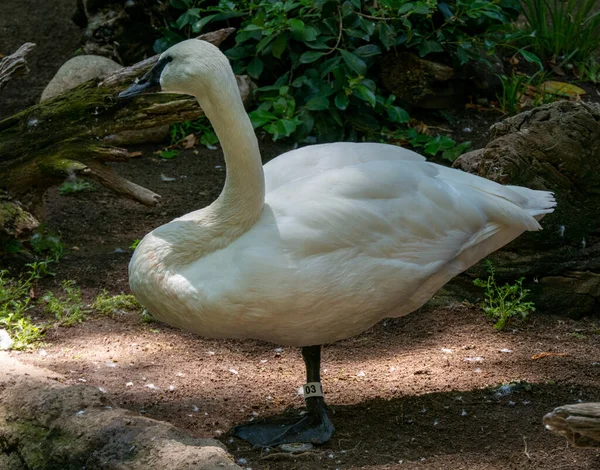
[
  {"xmin": 233, "ymin": 403, "xmax": 334, "ymax": 446},
  {"xmin": 232, "ymin": 345, "xmax": 335, "ymax": 447}
]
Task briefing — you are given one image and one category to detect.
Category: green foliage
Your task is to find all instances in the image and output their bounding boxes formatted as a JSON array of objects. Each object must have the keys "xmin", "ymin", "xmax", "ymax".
[
  {"xmin": 92, "ymin": 290, "xmax": 141, "ymax": 316},
  {"xmin": 29, "ymin": 227, "xmax": 64, "ymax": 263},
  {"xmin": 170, "ymin": 116, "xmax": 219, "ymax": 147},
  {"xmin": 473, "ymin": 260, "xmax": 535, "ymax": 330},
  {"xmin": 156, "ymin": 0, "xmax": 518, "ymax": 148},
  {"xmin": 130, "ymin": 239, "xmax": 141, "ymax": 250},
  {"xmin": 42, "ymin": 280, "xmax": 87, "ymax": 327},
  {"xmin": 383, "ymin": 127, "xmax": 471, "ymax": 162},
  {"xmin": 0, "ymin": 269, "xmax": 43, "ymax": 349},
  {"xmin": 520, "ymin": 0, "xmax": 600, "ymax": 63},
  {"xmin": 58, "ymin": 180, "xmax": 95, "ymax": 195}
]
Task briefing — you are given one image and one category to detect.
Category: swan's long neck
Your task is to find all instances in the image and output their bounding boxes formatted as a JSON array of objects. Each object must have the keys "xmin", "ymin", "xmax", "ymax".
[
  {"xmin": 198, "ymin": 77, "xmax": 265, "ymax": 227},
  {"xmin": 145, "ymin": 58, "xmax": 265, "ymax": 266}
]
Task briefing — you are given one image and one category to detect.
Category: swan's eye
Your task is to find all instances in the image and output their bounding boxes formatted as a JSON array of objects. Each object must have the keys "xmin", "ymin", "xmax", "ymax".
[{"xmin": 165, "ymin": 56, "xmax": 173, "ymax": 63}]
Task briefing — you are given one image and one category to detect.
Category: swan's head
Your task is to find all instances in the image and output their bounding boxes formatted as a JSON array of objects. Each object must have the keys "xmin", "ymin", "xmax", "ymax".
[{"xmin": 119, "ymin": 39, "xmax": 233, "ymax": 99}]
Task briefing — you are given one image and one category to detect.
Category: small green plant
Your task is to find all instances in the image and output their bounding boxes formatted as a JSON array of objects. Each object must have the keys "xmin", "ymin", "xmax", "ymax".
[
  {"xmin": 141, "ymin": 309, "xmax": 156, "ymax": 324},
  {"xmin": 578, "ymin": 58, "xmax": 600, "ymax": 84},
  {"xmin": 520, "ymin": 0, "xmax": 600, "ymax": 63},
  {"xmin": 93, "ymin": 290, "xmax": 141, "ymax": 316},
  {"xmin": 158, "ymin": 149, "xmax": 180, "ymax": 159},
  {"xmin": 497, "ymin": 71, "xmax": 529, "ymax": 115},
  {"xmin": 42, "ymin": 280, "xmax": 87, "ymax": 327},
  {"xmin": 497, "ymin": 70, "xmax": 558, "ymax": 115},
  {"xmin": 130, "ymin": 239, "xmax": 141, "ymax": 250},
  {"xmin": 58, "ymin": 180, "xmax": 95, "ymax": 195},
  {"xmin": 170, "ymin": 116, "xmax": 219, "ymax": 147},
  {"xmin": 473, "ymin": 260, "xmax": 535, "ymax": 330},
  {"xmin": 0, "ymin": 269, "xmax": 44, "ymax": 349},
  {"xmin": 29, "ymin": 227, "xmax": 64, "ymax": 262}
]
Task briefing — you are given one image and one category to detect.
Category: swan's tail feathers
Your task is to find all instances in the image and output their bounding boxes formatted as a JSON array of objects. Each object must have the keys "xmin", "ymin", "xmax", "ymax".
[{"xmin": 506, "ymin": 186, "xmax": 557, "ymax": 221}]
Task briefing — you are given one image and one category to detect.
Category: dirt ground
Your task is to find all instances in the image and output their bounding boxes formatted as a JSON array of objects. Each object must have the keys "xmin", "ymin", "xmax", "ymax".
[
  {"xmin": 2, "ymin": 1, "xmax": 600, "ymax": 469},
  {"xmin": 3, "ymin": 146, "xmax": 598, "ymax": 470}
]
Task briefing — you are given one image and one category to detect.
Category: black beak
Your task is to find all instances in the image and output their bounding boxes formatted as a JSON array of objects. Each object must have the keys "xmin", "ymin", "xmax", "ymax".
[{"xmin": 118, "ymin": 56, "xmax": 170, "ymax": 99}]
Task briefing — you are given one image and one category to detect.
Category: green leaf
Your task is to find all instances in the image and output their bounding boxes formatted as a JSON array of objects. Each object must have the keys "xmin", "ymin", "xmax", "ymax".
[
  {"xmin": 456, "ymin": 45, "xmax": 469, "ymax": 65},
  {"xmin": 158, "ymin": 149, "xmax": 179, "ymax": 159},
  {"xmin": 278, "ymin": 119, "xmax": 298, "ymax": 136},
  {"xmin": 176, "ymin": 8, "xmax": 200, "ymax": 29},
  {"xmin": 272, "ymin": 33, "xmax": 288, "ymax": 59},
  {"xmin": 341, "ymin": 1, "xmax": 354, "ymax": 17},
  {"xmin": 418, "ymin": 40, "xmax": 444, "ymax": 57},
  {"xmin": 319, "ymin": 56, "xmax": 342, "ymax": 77},
  {"xmin": 247, "ymin": 57, "xmax": 264, "ymax": 79},
  {"xmin": 334, "ymin": 93, "xmax": 349, "ymax": 110},
  {"xmin": 519, "ymin": 50, "xmax": 543, "ymax": 70},
  {"xmin": 225, "ymin": 46, "xmax": 248, "ymax": 60},
  {"xmin": 378, "ymin": 23, "xmax": 395, "ymax": 50},
  {"xmin": 353, "ymin": 85, "xmax": 376, "ymax": 107},
  {"xmin": 353, "ymin": 44, "xmax": 381, "ymax": 58},
  {"xmin": 249, "ymin": 109, "xmax": 276, "ymax": 128},
  {"xmin": 305, "ymin": 95, "xmax": 329, "ymax": 111},
  {"xmin": 299, "ymin": 51, "xmax": 325, "ymax": 63},
  {"xmin": 386, "ymin": 105, "xmax": 410, "ymax": 123},
  {"xmin": 288, "ymin": 18, "xmax": 305, "ymax": 38},
  {"xmin": 340, "ymin": 49, "xmax": 367, "ymax": 75},
  {"xmin": 192, "ymin": 14, "xmax": 217, "ymax": 33},
  {"xmin": 170, "ymin": 0, "xmax": 190, "ymax": 9}
]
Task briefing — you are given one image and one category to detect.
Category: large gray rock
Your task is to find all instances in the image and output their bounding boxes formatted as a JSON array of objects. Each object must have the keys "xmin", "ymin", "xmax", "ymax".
[
  {"xmin": 0, "ymin": 353, "xmax": 241, "ymax": 470},
  {"xmin": 40, "ymin": 55, "xmax": 122, "ymax": 102}
]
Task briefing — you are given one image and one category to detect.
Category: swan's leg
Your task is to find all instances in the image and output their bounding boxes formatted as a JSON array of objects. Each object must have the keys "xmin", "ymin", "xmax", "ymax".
[{"xmin": 232, "ymin": 345, "xmax": 334, "ymax": 447}]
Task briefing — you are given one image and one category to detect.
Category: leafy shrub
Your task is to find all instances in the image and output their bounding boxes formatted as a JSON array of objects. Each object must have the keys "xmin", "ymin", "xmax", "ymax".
[
  {"xmin": 520, "ymin": 0, "xmax": 600, "ymax": 63},
  {"xmin": 156, "ymin": 0, "xmax": 519, "ymax": 153},
  {"xmin": 473, "ymin": 260, "xmax": 535, "ymax": 330}
]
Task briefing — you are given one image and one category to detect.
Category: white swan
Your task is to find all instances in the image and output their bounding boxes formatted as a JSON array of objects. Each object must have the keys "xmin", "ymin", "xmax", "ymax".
[{"xmin": 119, "ymin": 39, "xmax": 556, "ymax": 446}]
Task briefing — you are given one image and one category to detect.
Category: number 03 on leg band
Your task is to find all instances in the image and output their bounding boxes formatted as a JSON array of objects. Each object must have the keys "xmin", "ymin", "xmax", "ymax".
[{"xmin": 303, "ymin": 382, "xmax": 323, "ymax": 398}]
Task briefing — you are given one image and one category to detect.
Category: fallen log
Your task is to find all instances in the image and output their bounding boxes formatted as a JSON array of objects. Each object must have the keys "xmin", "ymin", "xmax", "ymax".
[
  {"xmin": 0, "ymin": 43, "xmax": 36, "ymax": 92},
  {"xmin": 0, "ymin": 28, "xmax": 252, "ymax": 240},
  {"xmin": 543, "ymin": 403, "xmax": 600, "ymax": 447}
]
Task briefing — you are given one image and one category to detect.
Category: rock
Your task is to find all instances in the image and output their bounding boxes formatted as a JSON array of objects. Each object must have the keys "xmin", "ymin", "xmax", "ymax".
[
  {"xmin": 0, "ymin": 198, "xmax": 39, "ymax": 240},
  {"xmin": 452, "ymin": 101, "xmax": 600, "ymax": 318},
  {"xmin": 40, "ymin": 55, "xmax": 122, "ymax": 102},
  {"xmin": 0, "ymin": 353, "xmax": 241, "ymax": 469},
  {"xmin": 0, "ymin": 330, "xmax": 13, "ymax": 350}
]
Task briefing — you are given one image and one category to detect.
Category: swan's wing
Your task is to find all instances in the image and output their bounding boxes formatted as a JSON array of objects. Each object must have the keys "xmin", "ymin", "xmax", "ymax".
[
  {"xmin": 263, "ymin": 142, "xmax": 425, "ymax": 192},
  {"xmin": 267, "ymin": 159, "xmax": 551, "ymax": 275}
]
